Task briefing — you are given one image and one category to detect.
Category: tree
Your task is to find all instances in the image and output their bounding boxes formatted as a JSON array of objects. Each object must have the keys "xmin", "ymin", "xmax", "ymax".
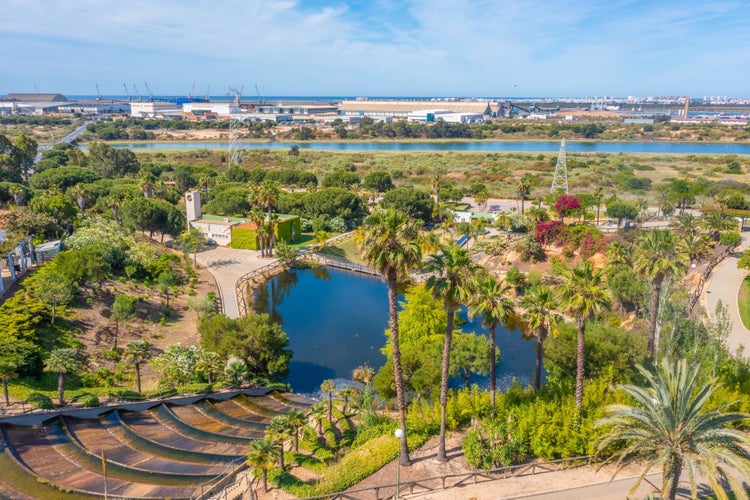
[
  {"xmin": 43, "ymin": 348, "xmax": 82, "ymax": 406},
  {"xmin": 195, "ymin": 350, "xmax": 223, "ymax": 385},
  {"xmin": 265, "ymin": 415, "xmax": 294, "ymax": 470},
  {"xmin": 363, "ymin": 171, "xmax": 394, "ymax": 192},
  {"xmin": 468, "ymin": 273, "xmax": 515, "ymax": 407},
  {"xmin": 309, "ymin": 402, "xmax": 325, "ymax": 436},
  {"xmin": 0, "ymin": 360, "xmax": 18, "ymax": 406},
  {"xmin": 110, "ymin": 295, "xmax": 137, "ymax": 350},
  {"xmin": 592, "ymin": 186, "xmax": 605, "ymax": 225},
  {"xmin": 186, "ymin": 294, "xmax": 216, "ymax": 320},
  {"xmin": 356, "ymin": 208, "xmax": 422, "ymax": 465},
  {"xmin": 554, "ymin": 195, "xmax": 581, "ymax": 224},
  {"xmin": 425, "ymin": 244, "xmax": 477, "ymax": 461},
  {"xmin": 450, "ymin": 333, "xmax": 494, "ymax": 389},
  {"xmin": 516, "ymin": 176, "xmax": 531, "ymax": 215},
  {"xmin": 123, "ymin": 339, "xmax": 153, "ymax": 393},
  {"xmin": 380, "ymin": 187, "xmax": 435, "ymax": 223},
  {"xmin": 521, "ymin": 284, "xmax": 559, "ymax": 391},
  {"xmin": 174, "ymin": 229, "xmax": 205, "ymax": 268},
  {"xmin": 557, "ymin": 262, "xmax": 611, "ymax": 409},
  {"xmin": 247, "ymin": 439, "xmax": 276, "ymax": 492},
  {"xmin": 699, "ymin": 210, "xmax": 736, "ymax": 241},
  {"xmin": 157, "ymin": 270, "xmax": 177, "ymax": 308},
  {"xmin": 320, "ymin": 379, "xmax": 337, "ymax": 424},
  {"xmin": 12, "ymin": 133, "xmax": 37, "ymax": 183},
  {"xmin": 29, "ymin": 271, "xmax": 74, "ymax": 326},
  {"xmin": 595, "ymin": 359, "xmax": 750, "ymax": 500},
  {"xmin": 634, "ymin": 230, "xmax": 688, "ymax": 358},
  {"xmin": 285, "ymin": 408, "xmax": 307, "ymax": 452},
  {"xmin": 605, "ymin": 200, "xmax": 639, "ymax": 228},
  {"xmin": 199, "ymin": 313, "xmax": 292, "ymax": 379},
  {"xmin": 249, "ymin": 180, "xmax": 281, "ymax": 256},
  {"xmin": 88, "ymin": 142, "xmax": 140, "ymax": 178},
  {"xmin": 224, "ymin": 356, "xmax": 248, "ymax": 387},
  {"xmin": 337, "ymin": 387, "xmax": 356, "ymax": 414}
]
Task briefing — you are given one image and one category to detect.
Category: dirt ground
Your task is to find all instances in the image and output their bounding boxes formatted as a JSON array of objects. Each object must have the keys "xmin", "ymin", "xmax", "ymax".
[{"xmin": 68, "ymin": 249, "xmax": 219, "ymax": 392}]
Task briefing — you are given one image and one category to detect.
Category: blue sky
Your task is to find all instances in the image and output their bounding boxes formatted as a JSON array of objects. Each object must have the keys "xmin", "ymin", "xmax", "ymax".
[{"xmin": 1, "ymin": 0, "xmax": 749, "ymax": 97}]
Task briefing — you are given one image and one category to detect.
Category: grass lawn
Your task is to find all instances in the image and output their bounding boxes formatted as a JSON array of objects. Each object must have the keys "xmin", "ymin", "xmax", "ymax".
[
  {"xmin": 318, "ymin": 237, "xmax": 363, "ymax": 264},
  {"xmin": 739, "ymin": 277, "xmax": 750, "ymax": 331}
]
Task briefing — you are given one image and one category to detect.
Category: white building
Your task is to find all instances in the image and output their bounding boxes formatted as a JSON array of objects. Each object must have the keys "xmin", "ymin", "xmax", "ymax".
[{"xmin": 129, "ymin": 101, "xmax": 181, "ymax": 118}]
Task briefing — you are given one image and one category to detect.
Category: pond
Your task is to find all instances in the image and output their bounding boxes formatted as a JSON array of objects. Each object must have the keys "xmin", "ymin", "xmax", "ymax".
[{"xmin": 253, "ymin": 266, "xmax": 538, "ymax": 393}]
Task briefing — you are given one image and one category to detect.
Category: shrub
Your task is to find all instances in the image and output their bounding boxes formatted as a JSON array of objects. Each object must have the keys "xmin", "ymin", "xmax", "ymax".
[
  {"xmin": 76, "ymin": 393, "xmax": 100, "ymax": 407},
  {"xmin": 27, "ymin": 393, "xmax": 54, "ymax": 409},
  {"xmin": 464, "ymin": 418, "xmax": 529, "ymax": 468}
]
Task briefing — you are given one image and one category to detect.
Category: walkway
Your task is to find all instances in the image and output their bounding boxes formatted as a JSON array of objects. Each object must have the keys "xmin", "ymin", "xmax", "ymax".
[
  {"xmin": 195, "ymin": 246, "xmax": 276, "ymax": 318},
  {"xmin": 706, "ymin": 232, "xmax": 750, "ymax": 354}
]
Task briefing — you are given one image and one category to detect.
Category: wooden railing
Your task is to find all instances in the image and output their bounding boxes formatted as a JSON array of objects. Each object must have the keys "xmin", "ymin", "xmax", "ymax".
[
  {"xmin": 688, "ymin": 245, "xmax": 733, "ymax": 316},
  {"xmin": 302, "ymin": 456, "xmax": 591, "ymax": 500},
  {"xmin": 235, "ymin": 260, "xmax": 284, "ymax": 318}
]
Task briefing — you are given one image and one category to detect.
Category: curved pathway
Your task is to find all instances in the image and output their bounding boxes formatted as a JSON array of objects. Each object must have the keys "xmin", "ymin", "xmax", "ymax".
[
  {"xmin": 195, "ymin": 246, "xmax": 276, "ymax": 318},
  {"xmin": 706, "ymin": 232, "xmax": 750, "ymax": 355}
]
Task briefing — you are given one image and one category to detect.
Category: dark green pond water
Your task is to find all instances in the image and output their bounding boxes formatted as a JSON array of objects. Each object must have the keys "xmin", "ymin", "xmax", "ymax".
[{"xmin": 254, "ymin": 267, "xmax": 537, "ymax": 393}]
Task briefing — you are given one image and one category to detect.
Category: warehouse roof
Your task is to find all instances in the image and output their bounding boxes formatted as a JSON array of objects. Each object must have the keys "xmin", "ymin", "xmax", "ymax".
[
  {"xmin": 339, "ymin": 100, "xmax": 496, "ymax": 114},
  {"xmin": 3, "ymin": 93, "xmax": 68, "ymax": 102}
]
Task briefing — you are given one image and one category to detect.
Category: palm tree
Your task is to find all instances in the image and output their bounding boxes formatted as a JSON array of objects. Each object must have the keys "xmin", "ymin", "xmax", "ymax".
[
  {"xmin": 595, "ymin": 358, "xmax": 750, "ymax": 500},
  {"xmin": 516, "ymin": 176, "xmax": 531, "ymax": 215},
  {"xmin": 634, "ymin": 230, "xmax": 688, "ymax": 358},
  {"xmin": 467, "ymin": 273, "xmax": 515, "ymax": 408},
  {"xmin": 265, "ymin": 415, "xmax": 294, "ymax": 470},
  {"xmin": 356, "ymin": 208, "xmax": 422, "ymax": 466},
  {"xmin": 43, "ymin": 348, "xmax": 82, "ymax": 406},
  {"xmin": 320, "ymin": 379, "xmax": 337, "ymax": 424},
  {"xmin": 699, "ymin": 209, "xmax": 736, "ymax": 241},
  {"xmin": 557, "ymin": 262, "xmax": 611, "ymax": 410},
  {"xmin": 521, "ymin": 284, "xmax": 559, "ymax": 391},
  {"xmin": 247, "ymin": 439, "xmax": 277, "ymax": 492},
  {"xmin": 337, "ymin": 387, "xmax": 356, "ymax": 414},
  {"xmin": 285, "ymin": 408, "xmax": 307, "ymax": 452},
  {"xmin": 670, "ymin": 212, "xmax": 700, "ymax": 236},
  {"xmin": 123, "ymin": 340, "xmax": 153, "ymax": 393},
  {"xmin": 679, "ymin": 232, "xmax": 711, "ymax": 264},
  {"xmin": 592, "ymin": 186, "xmax": 605, "ymax": 225},
  {"xmin": 309, "ymin": 402, "xmax": 325, "ymax": 436},
  {"xmin": 605, "ymin": 241, "xmax": 636, "ymax": 267},
  {"xmin": 0, "ymin": 360, "xmax": 18, "ymax": 406},
  {"xmin": 70, "ymin": 184, "xmax": 87, "ymax": 212},
  {"xmin": 196, "ymin": 350, "xmax": 223, "ymax": 385},
  {"xmin": 425, "ymin": 244, "xmax": 477, "ymax": 462},
  {"xmin": 352, "ymin": 364, "xmax": 374, "ymax": 385},
  {"xmin": 249, "ymin": 181, "xmax": 281, "ymax": 256}
]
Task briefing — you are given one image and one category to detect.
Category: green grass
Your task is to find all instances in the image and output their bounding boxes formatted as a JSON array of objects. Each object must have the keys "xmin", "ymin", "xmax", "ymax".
[
  {"xmin": 288, "ymin": 233, "xmax": 317, "ymax": 250},
  {"xmin": 317, "ymin": 237, "xmax": 363, "ymax": 264},
  {"xmin": 738, "ymin": 277, "xmax": 750, "ymax": 331}
]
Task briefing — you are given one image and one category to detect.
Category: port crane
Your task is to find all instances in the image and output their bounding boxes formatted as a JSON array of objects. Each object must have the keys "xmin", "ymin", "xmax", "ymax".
[
  {"xmin": 188, "ymin": 81, "xmax": 196, "ymax": 100},
  {"xmin": 123, "ymin": 83, "xmax": 131, "ymax": 101},
  {"xmin": 132, "ymin": 84, "xmax": 142, "ymax": 101},
  {"xmin": 255, "ymin": 84, "xmax": 266, "ymax": 106},
  {"xmin": 144, "ymin": 82, "xmax": 154, "ymax": 102},
  {"xmin": 95, "ymin": 83, "xmax": 103, "ymax": 100},
  {"xmin": 205, "ymin": 85, "xmax": 211, "ymax": 102}
]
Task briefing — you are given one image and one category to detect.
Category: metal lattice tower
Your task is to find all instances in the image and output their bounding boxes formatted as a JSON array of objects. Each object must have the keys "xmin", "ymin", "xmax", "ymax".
[
  {"xmin": 227, "ymin": 85, "xmax": 243, "ymax": 168},
  {"xmin": 550, "ymin": 139, "xmax": 569, "ymax": 194}
]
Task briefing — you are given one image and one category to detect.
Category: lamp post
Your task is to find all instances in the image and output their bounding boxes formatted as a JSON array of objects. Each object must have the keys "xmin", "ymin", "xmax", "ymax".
[{"xmin": 394, "ymin": 428, "xmax": 404, "ymax": 500}]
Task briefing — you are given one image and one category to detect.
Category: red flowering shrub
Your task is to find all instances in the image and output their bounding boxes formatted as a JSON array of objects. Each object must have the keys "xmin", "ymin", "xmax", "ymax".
[
  {"xmin": 536, "ymin": 220, "xmax": 563, "ymax": 245},
  {"xmin": 554, "ymin": 195, "xmax": 581, "ymax": 221}
]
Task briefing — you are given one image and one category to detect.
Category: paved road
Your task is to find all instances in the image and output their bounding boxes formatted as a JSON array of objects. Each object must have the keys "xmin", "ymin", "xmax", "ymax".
[
  {"xmin": 33, "ymin": 119, "xmax": 93, "ymax": 163},
  {"xmin": 706, "ymin": 232, "xmax": 750, "ymax": 354},
  {"xmin": 195, "ymin": 246, "xmax": 276, "ymax": 318}
]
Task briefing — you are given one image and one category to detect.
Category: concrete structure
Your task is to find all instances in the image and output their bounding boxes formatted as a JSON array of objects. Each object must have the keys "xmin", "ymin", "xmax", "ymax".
[
  {"xmin": 57, "ymin": 100, "xmax": 129, "ymax": 114},
  {"xmin": 256, "ymin": 103, "xmax": 337, "ymax": 115},
  {"xmin": 129, "ymin": 101, "xmax": 181, "ymax": 118}
]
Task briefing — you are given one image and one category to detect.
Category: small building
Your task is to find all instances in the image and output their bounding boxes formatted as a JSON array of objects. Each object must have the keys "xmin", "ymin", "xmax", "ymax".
[
  {"xmin": 184, "ymin": 191, "xmax": 301, "ymax": 248},
  {"xmin": 130, "ymin": 101, "xmax": 181, "ymax": 118}
]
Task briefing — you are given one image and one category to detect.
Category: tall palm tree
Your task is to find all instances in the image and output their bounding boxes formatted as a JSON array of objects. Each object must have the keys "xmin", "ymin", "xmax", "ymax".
[
  {"xmin": 679, "ymin": 232, "xmax": 711, "ymax": 264},
  {"xmin": 123, "ymin": 340, "xmax": 153, "ymax": 393},
  {"xmin": 356, "ymin": 208, "xmax": 422, "ymax": 466},
  {"xmin": 516, "ymin": 176, "xmax": 531, "ymax": 215},
  {"xmin": 557, "ymin": 262, "xmax": 611, "ymax": 409},
  {"xmin": 596, "ymin": 358, "xmax": 750, "ymax": 500},
  {"xmin": 521, "ymin": 284, "xmax": 559, "ymax": 391},
  {"xmin": 309, "ymin": 402, "xmax": 325, "ymax": 436},
  {"xmin": 249, "ymin": 181, "xmax": 281, "ymax": 256},
  {"xmin": 320, "ymin": 379, "xmax": 337, "ymax": 424},
  {"xmin": 43, "ymin": 348, "xmax": 82, "ymax": 406},
  {"xmin": 467, "ymin": 273, "xmax": 515, "ymax": 408},
  {"xmin": 426, "ymin": 244, "xmax": 477, "ymax": 462},
  {"xmin": 592, "ymin": 186, "xmax": 605, "ymax": 225},
  {"xmin": 247, "ymin": 439, "xmax": 277, "ymax": 492},
  {"xmin": 670, "ymin": 212, "xmax": 700, "ymax": 236},
  {"xmin": 634, "ymin": 230, "xmax": 688, "ymax": 358},
  {"xmin": 285, "ymin": 408, "xmax": 307, "ymax": 452},
  {"xmin": 337, "ymin": 387, "xmax": 356, "ymax": 414},
  {"xmin": 265, "ymin": 415, "xmax": 294, "ymax": 471},
  {"xmin": 0, "ymin": 360, "xmax": 18, "ymax": 407}
]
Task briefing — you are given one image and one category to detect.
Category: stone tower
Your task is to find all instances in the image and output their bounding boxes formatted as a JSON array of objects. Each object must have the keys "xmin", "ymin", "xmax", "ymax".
[{"xmin": 185, "ymin": 191, "xmax": 202, "ymax": 223}]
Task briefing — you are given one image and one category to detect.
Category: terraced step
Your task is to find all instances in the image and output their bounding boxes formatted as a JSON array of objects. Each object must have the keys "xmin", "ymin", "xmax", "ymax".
[
  {"xmin": 64, "ymin": 416, "xmax": 228, "ymax": 475},
  {"xmin": 116, "ymin": 411, "xmax": 247, "ymax": 460},
  {"xmin": 270, "ymin": 391, "xmax": 315, "ymax": 409},
  {"xmin": 169, "ymin": 403, "xmax": 260, "ymax": 439},
  {"xmin": 196, "ymin": 401, "xmax": 268, "ymax": 432},
  {"xmin": 47, "ymin": 418, "xmax": 219, "ymax": 485},
  {"xmin": 151, "ymin": 404, "xmax": 252, "ymax": 445},
  {"xmin": 212, "ymin": 398, "xmax": 273, "ymax": 424},
  {"xmin": 251, "ymin": 395, "xmax": 295, "ymax": 414},
  {"xmin": 2, "ymin": 425, "xmax": 196, "ymax": 498},
  {"xmin": 234, "ymin": 394, "xmax": 287, "ymax": 417}
]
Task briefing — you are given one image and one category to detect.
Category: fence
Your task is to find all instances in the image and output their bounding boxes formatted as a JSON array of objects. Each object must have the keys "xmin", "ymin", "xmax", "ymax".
[
  {"xmin": 235, "ymin": 261, "xmax": 286, "ymax": 318},
  {"xmin": 687, "ymin": 245, "xmax": 733, "ymax": 316},
  {"xmin": 192, "ymin": 456, "xmax": 250, "ymax": 499},
  {"xmin": 302, "ymin": 456, "xmax": 591, "ymax": 500}
]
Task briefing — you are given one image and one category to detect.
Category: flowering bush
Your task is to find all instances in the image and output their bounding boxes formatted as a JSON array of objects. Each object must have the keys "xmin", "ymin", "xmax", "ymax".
[
  {"xmin": 554, "ymin": 195, "xmax": 581, "ymax": 221},
  {"xmin": 536, "ymin": 220, "xmax": 563, "ymax": 246}
]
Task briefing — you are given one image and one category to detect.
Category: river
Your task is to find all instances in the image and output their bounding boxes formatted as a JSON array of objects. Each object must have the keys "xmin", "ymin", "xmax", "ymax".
[{"xmin": 100, "ymin": 140, "xmax": 750, "ymax": 155}]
